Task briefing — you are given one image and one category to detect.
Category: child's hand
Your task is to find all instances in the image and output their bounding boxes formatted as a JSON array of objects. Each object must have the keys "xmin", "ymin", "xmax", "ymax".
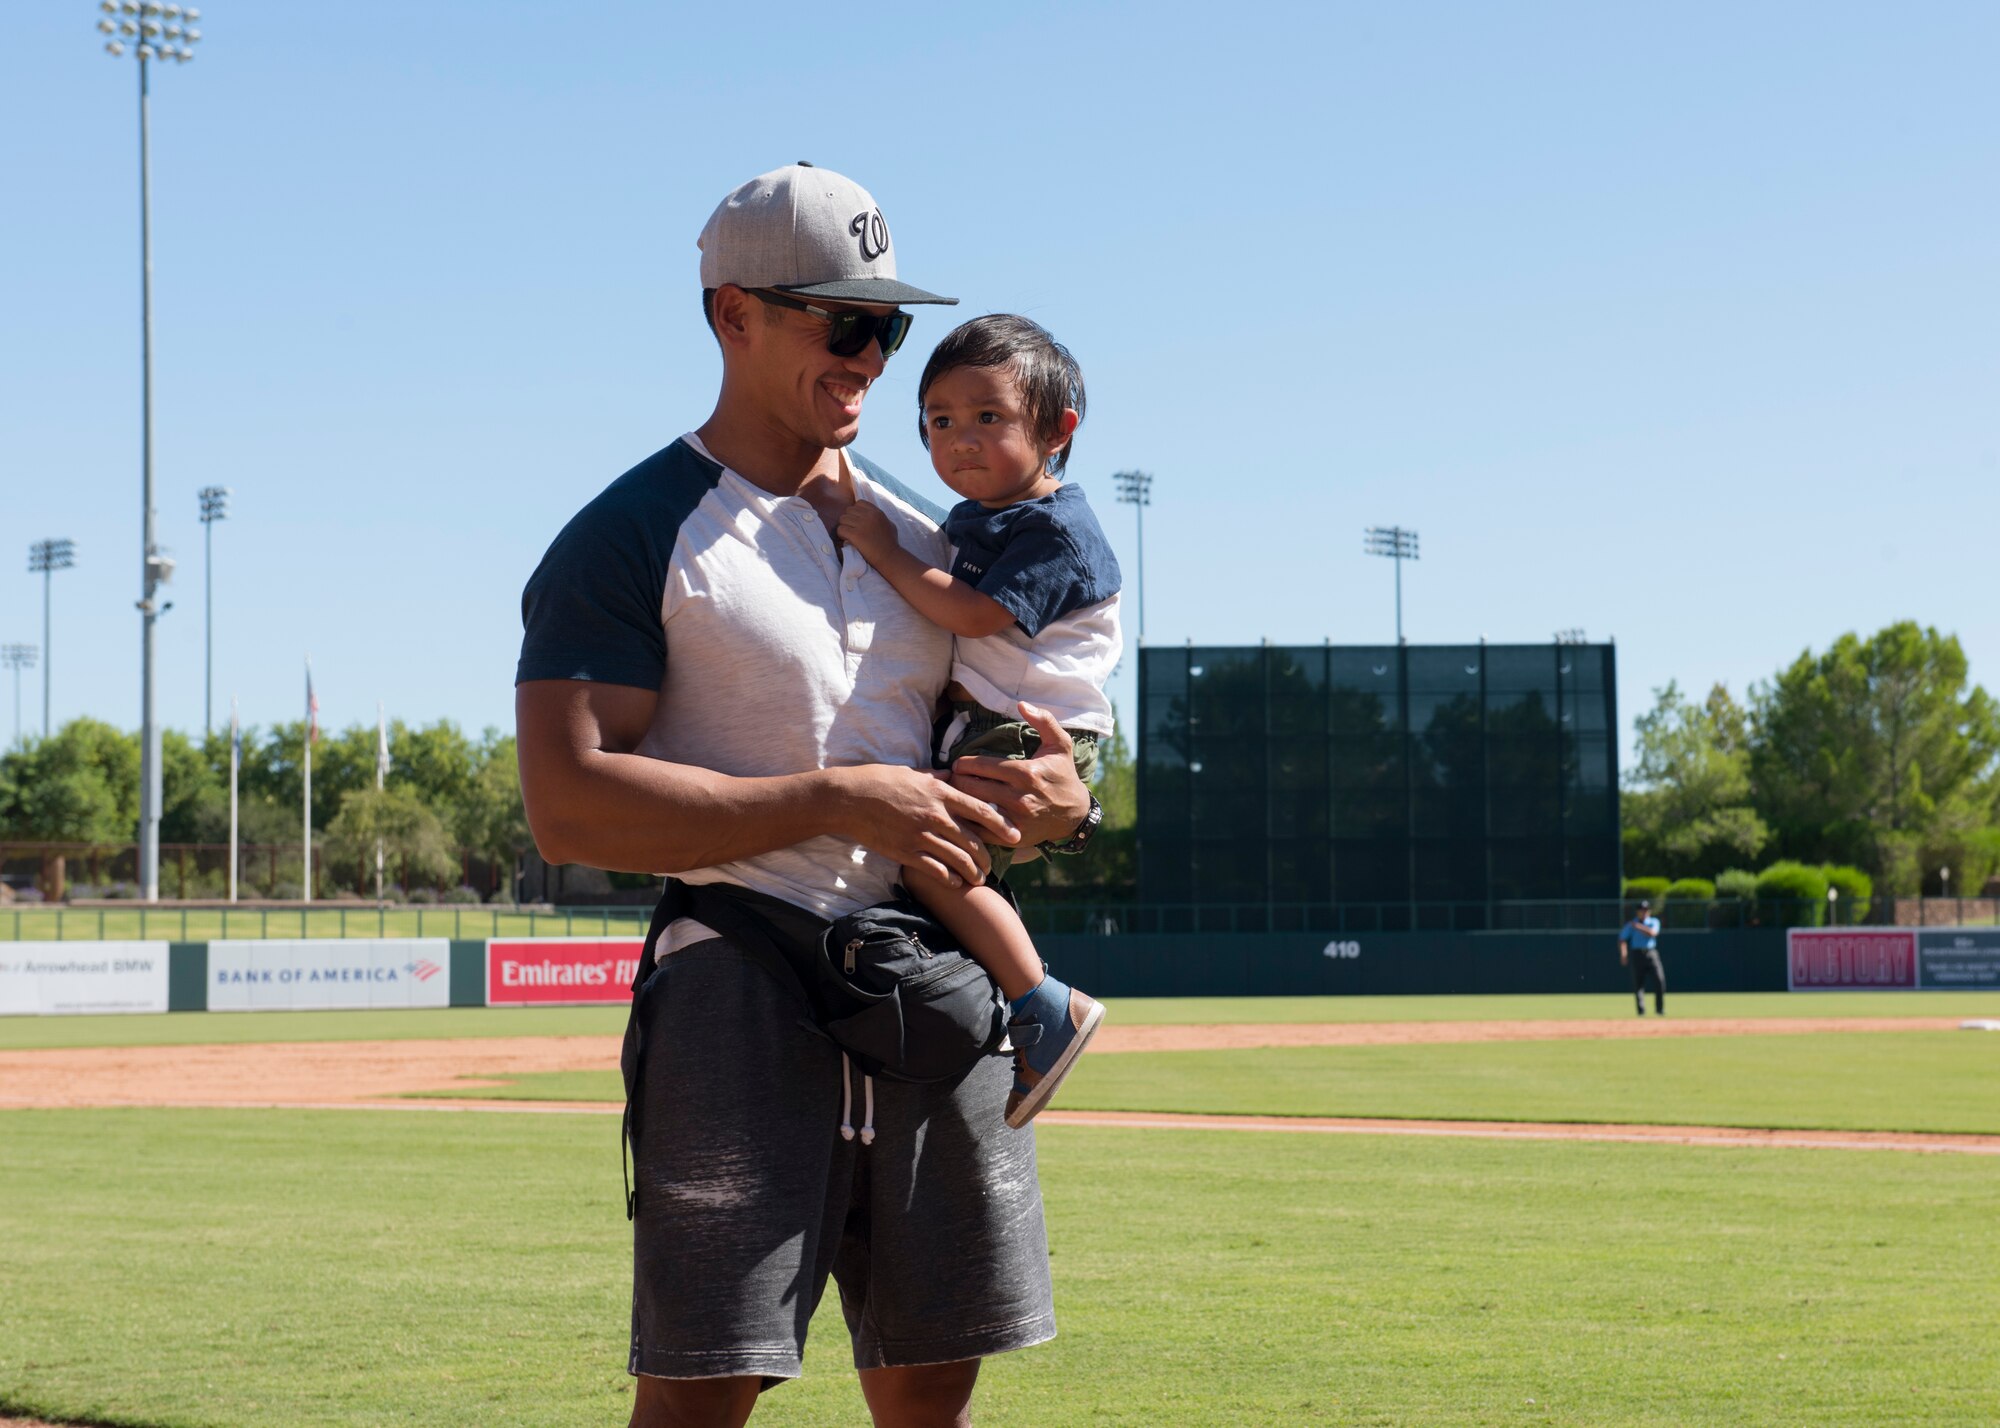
[{"xmin": 836, "ymin": 500, "xmax": 896, "ymax": 561}]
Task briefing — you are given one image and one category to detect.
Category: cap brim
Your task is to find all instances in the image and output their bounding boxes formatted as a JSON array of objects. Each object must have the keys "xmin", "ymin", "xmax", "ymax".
[{"xmin": 774, "ymin": 278, "xmax": 958, "ymax": 306}]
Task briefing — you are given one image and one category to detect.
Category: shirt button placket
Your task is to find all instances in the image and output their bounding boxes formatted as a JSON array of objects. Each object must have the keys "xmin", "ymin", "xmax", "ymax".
[{"xmin": 841, "ymin": 548, "xmax": 873, "ymax": 654}]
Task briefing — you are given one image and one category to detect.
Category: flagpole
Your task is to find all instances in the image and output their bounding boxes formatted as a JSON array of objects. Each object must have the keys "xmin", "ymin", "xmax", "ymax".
[
  {"xmin": 375, "ymin": 701, "xmax": 386, "ymax": 905},
  {"xmin": 303, "ymin": 658, "xmax": 313, "ymax": 905},
  {"xmin": 228, "ymin": 694, "xmax": 239, "ymax": 904}
]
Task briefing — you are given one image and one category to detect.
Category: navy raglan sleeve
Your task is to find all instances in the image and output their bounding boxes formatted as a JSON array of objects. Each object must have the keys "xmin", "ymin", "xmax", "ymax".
[
  {"xmin": 516, "ymin": 500, "xmax": 668, "ymax": 690},
  {"xmin": 966, "ymin": 510, "xmax": 1094, "ymax": 639},
  {"xmin": 516, "ymin": 442, "xmax": 723, "ymax": 689}
]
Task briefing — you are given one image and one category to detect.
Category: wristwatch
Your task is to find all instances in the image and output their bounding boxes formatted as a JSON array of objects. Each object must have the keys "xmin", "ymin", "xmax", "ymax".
[{"xmin": 1039, "ymin": 793, "xmax": 1102, "ymax": 857}]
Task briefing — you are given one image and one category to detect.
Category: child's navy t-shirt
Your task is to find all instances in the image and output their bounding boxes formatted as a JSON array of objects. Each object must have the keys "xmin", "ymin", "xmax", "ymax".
[{"xmin": 940, "ymin": 482, "xmax": 1124, "ymax": 735}]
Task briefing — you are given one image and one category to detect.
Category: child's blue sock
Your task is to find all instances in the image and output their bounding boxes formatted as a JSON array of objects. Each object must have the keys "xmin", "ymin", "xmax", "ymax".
[{"xmin": 1008, "ymin": 978, "xmax": 1047, "ymax": 1018}]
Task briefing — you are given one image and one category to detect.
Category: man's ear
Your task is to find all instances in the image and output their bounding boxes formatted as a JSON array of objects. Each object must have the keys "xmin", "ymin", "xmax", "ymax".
[{"xmin": 710, "ymin": 284, "xmax": 757, "ymax": 351}]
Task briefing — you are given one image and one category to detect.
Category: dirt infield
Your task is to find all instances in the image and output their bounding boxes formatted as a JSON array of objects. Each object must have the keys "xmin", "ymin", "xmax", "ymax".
[{"xmin": 0, "ymin": 1015, "xmax": 1971, "ymax": 1110}]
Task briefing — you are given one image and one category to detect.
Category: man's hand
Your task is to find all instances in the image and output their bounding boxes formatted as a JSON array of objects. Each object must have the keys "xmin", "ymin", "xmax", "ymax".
[
  {"xmin": 950, "ymin": 701, "xmax": 1091, "ymax": 851},
  {"xmin": 1619, "ymin": 943, "xmax": 1629, "ymax": 966},
  {"xmin": 828, "ymin": 763, "xmax": 1018, "ymax": 889},
  {"xmin": 835, "ymin": 500, "xmax": 898, "ymax": 565}
]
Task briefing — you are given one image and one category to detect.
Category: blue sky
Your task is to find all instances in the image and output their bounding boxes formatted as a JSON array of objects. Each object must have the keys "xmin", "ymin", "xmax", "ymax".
[{"xmin": 4, "ymin": 1, "xmax": 1996, "ymax": 762}]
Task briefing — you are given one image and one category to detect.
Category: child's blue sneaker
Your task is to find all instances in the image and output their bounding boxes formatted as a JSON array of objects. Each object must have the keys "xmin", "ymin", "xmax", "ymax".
[{"xmin": 1003, "ymin": 975, "xmax": 1105, "ymax": 1128}]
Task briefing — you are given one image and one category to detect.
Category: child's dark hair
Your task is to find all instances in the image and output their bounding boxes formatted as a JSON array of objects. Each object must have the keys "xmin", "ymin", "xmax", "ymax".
[{"xmin": 917, "ymin": 315, "xmax": 1086, "ymax": 475}]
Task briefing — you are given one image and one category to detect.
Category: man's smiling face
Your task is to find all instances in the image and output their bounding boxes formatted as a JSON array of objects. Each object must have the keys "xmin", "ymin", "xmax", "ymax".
[{"xmin": 738, "ymin": 290, "xmax": 899, "ymax": 451}]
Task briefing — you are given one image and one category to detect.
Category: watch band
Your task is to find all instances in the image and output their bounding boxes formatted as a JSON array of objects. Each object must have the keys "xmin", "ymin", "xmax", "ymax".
[{"xmin": 1040, "ymin": 792, "xmax": 1102, "ymax": 857}]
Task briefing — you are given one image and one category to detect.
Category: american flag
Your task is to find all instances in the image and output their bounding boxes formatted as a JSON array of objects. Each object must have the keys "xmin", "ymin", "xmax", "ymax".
[{"xmin": 306, "ymin": 662, "xmax": 319, "ymax": 745}]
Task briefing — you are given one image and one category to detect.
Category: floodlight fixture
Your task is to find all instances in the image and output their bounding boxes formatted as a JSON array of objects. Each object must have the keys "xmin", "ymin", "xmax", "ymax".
[
  {"xmin": 1363, "ymin": 525, "xmax": 1420, "ymax": 644},
  {"xmin": 1112, "ymin": 469, "xmax": 1155, "ymax": 643},
  {"xmin": 28, "ymin": 538, "xmax": 76, "ymax": 575}
]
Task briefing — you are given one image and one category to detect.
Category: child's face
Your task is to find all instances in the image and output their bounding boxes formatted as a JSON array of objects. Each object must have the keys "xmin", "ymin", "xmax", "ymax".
[{"xmin": 922, "ymin": 364, "xmax": 1069, "ymax": 508}]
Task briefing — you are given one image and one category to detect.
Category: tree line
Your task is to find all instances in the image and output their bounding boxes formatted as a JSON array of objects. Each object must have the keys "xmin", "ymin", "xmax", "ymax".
[
  {"xmin": 0, "ymin": 711, "xmax": 1142, "ymax": 903},
  {"xmin": 0, "ymin": 718, "xmax": 525, "ymax": 899},
  {"xmin": 1623, "ymin": 621, "xmax": 2000, "ymax": 898}
]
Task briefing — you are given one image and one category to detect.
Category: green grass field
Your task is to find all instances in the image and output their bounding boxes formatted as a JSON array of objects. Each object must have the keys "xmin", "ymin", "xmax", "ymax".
[
  {"xmin": 3, "ymin": 1110, "xmax": 1996, "ymax": 1426},
  {"xmin": 6, "ymin": 996, "xmax": 1999, "ymax": 1426},
  {"xmin": 407, "ymin": 1031, "xmax": 2000, "ymax": 1135},
  {"xmin": 6, "ymin": 990, "xmax": 1996, "ymax": 1051}
]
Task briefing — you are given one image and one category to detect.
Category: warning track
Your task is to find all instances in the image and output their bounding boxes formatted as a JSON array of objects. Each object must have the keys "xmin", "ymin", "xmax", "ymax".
[{"xmin": 1, "ymin": 1017, "xmax": 1990, "ymax": 1154}]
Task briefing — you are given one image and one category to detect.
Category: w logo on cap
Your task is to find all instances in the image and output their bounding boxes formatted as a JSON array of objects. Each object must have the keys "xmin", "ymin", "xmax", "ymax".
[{"xmin": 850, "ymin": 208, "xmax": 890, "ymax": 263}]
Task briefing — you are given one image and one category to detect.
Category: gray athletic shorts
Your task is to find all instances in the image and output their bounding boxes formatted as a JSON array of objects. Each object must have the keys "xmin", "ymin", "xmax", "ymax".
[{"xmin": 623, "ymin": 936, "xmax": 1056, "ymax": 1385}]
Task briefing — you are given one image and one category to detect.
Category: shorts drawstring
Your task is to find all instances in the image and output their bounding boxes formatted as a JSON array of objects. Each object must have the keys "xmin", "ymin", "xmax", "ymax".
[{"xmin": 838, "ymin": 1052, "xmax": 876, "ymax": 1147}]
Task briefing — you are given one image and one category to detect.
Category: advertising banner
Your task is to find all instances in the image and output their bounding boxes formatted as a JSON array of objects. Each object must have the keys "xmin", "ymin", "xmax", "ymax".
[
  {"xmin": 486, "ymin": 939, "xmax": 644, "ymax": 1006},
  {"xmin": 1786, "ymin": 929, "xmax": 1917, "ymax": 990},
  {"xmin": 0, "ymin": 942, "xmax": 170, "ymax": 1016},
  {"xmin": 1916, "ymin": 929, "xmax": 2000, "ymax": 989},
  {"xmin": 207, "ymin": 939, "xmax": 451, "ymax": 1011}
]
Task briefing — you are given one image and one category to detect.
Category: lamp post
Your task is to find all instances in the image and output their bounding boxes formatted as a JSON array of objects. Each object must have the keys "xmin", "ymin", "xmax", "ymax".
[
  {"xmin": 98, "ymin": 1, "xmax": 203, "ymax": 902},
  {"xmin": 1112, "ymin": 470, "xmax": 1153, "ymax": 644},
  {"xmin": 2, "ymin": 646, "xmax": 36, "ymax": 750},
  {"xmin": 1364, "ymin": 526, "xmax": 1420, "ymax": 644},
  {"xmin": 199, "ymin": 486, "xmax": 229, "ymax": 733},
  {"xmin": 28, "ymin": 539, "xmax": 75, "ymax": 738},
  {"xmin": 1827, "ymin": 885, "xmax": 1838, "ymax": 928},
  {"xmin": 1940, "ymin": 865, "xmax": 1952, "ymax": 926}
]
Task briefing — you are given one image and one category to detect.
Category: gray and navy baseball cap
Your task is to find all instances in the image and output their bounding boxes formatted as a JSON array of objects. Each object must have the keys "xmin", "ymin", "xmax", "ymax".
[{"xmin": 698, "ymin": 162, "xmax": 957, "ymax": 307}]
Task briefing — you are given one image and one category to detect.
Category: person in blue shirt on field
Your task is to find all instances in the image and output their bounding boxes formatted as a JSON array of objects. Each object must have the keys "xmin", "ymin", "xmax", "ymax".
[{"xmin": 1620, "ymin": 899, "xmax": 1665, "ymax": 1016}]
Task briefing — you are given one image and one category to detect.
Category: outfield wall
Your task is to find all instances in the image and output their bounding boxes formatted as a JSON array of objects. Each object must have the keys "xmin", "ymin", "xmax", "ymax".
[
  {"xmin": 1042, "ymin": 929, "xmax": 1791, "ymax": 997},
  {"xmin": 10, "ymin": 927, "xmax": 2000, "ymax": 1014}
]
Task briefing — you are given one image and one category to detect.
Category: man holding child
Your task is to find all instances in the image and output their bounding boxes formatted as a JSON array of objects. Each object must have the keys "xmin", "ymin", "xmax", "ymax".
[{"xmin": 515, "ymin": 163, "xmax": 1111, "ymax": 1428}]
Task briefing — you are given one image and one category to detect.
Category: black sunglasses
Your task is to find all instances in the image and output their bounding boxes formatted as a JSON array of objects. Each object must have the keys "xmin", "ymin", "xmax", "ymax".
[{"xmin": 752, "ymin": 289, "xmax": 913, "ymax": 360}]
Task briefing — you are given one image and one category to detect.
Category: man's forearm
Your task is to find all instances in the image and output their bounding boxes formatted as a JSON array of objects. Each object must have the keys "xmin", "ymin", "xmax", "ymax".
[{"xmin": 524, "ymin": 750, "xmax": 845, "ymax": 875}]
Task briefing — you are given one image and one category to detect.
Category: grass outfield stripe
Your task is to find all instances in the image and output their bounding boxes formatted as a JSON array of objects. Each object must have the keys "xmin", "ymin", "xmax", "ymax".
[
  {"xmin": 399, "ymin": 1031, "xmax": 2000, "ymax": 1136},
  {"xmin": 7, "ymin": 991, "xmax": 2000, "ymax": 1051},
  {"xmin": 226, "ymin": 1098, "xmax": 2000, "ymax": 1156},
  {"xmin": 3, "ymin": 1109, "xmax": 1997, "ymax": 1425}
]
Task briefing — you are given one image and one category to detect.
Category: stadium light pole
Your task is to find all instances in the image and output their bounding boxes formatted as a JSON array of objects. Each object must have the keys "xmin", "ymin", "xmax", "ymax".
[
  {"xmin": 199, "ymin": 486, "xmax": 229, "ymax": 733},
  {"xmin": 98, "ymin": 1, "xmax": 203, "ymax": 902},
  {"xmin": 1113, "ymin": 470, "xmax": 1153, "ymax": 643},
  {"xmin": 2, "ymin": 645, "xmax": 37, "ymax": 750},
  {"xmin": 1364, "ymin": 526, "xmax": 1420, "ymax": 644},
  {"xmin": 28, "ymin": 539, "xmax": 76, "ymax": 738}
]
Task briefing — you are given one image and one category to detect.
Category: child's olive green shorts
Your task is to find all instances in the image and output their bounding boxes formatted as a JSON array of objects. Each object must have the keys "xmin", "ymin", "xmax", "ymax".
[{"xmin": 934, "ymin": 701, "xmax": 1099, "ymax": 878}]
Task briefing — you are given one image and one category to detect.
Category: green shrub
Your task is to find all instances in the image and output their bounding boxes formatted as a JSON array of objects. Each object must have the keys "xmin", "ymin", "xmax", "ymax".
[
  {"xmin": 443, "ymin": 885, "xmax": 481, "ymax": 905},
  {"xmin": 1715, "ymin": 869, "xmax": 1757, "ymax": 901},
  {"xmin": 1755, "ymin": 860, "xmax": 1829, "ymax": 927},
  {"xmin": 1820, "ymin": 864, "xmax": 1873, "ymax": 925},
  {"xmin": 1623, "ymin": 876, "xmax": 1671, "ymax": 905},
  {"xmin": 1662, "ymin": 877, "xmax": 1716, "ymax": 928},
  {"xmin": 1832, "ymin": 864, "xmax": 1872, "ymax": 916}
]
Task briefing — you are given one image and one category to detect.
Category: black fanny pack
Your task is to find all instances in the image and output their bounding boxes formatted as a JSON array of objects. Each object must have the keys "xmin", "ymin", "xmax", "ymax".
[
  {"xmin": 619, "ymin": 877, "xmax": 1010, "ymax": 1217},
  {"xmin": 656, "ymin": 878, "xmax": 1011, "ymax": 1082}
]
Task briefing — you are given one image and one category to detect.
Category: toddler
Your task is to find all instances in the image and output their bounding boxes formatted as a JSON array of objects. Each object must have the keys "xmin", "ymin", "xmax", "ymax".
[{"xmin": 837, "ymin": 314, "xmax": 1121, "ymax": 1126}]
